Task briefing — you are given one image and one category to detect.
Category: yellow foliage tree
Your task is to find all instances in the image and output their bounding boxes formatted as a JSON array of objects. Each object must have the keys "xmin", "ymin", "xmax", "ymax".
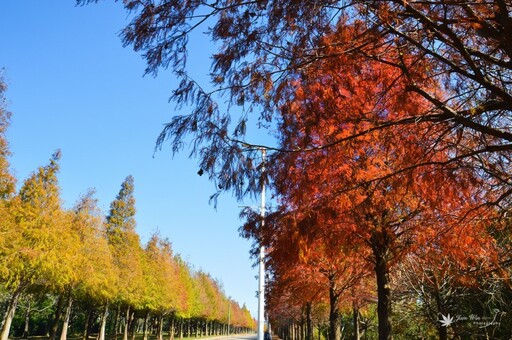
[
  {"xmin": 68, "ymin": 190, "xmax": 117, "ymax": 340},
  {"xmin": 105, "ymin": 175, "xmax": 145, "ymax": 340},
  {"xmin": 0, "ymin": 152, "xmax": 65, "ymax": 340}
]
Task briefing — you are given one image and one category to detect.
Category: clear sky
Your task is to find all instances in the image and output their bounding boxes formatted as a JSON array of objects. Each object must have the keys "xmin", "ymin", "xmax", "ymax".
[{"xmin": 0, "ymin": 1, "xmax": 260, "ymax": 317}]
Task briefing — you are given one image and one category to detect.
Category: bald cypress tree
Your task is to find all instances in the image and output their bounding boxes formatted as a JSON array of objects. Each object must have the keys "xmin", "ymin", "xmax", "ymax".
[
  {"xmin": 106, "ymin": 175, "xmax": 136, "ymax": 241},
  {"xmin": 105, "ymin": 175, "xmax": 144, "ymax": 340},
  {"xmin": 0, "ymin": 77, "xmax": 15, "ymax": 199},
  {"xmin": 0, "ymin": 77, "xmax": 16, "ymax": 275},
  {"xmin": 0, "ymin": 151, "xmax": 63, "ymax": 340},
  {"xmin": 0, "ymin": 76, "xmax": 17, "ymax": 340}
]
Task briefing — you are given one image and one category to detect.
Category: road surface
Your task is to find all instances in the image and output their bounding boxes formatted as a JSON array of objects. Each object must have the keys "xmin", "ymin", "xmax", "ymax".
[{"xmin": 211, "ymin": 335, "xmax": 257, "ymax": 340}]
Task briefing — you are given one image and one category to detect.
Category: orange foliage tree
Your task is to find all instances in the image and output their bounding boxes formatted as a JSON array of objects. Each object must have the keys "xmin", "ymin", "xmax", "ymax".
[
  {"xmin": 77, "ymin": 0, "xmax": 511, "ymax": 211},
  {"xmin": 256, "ymin": 25, "xmax": 497, "ymax": 339},
  {"xmin": 242, "ymin": 206, "xmax": 373, "ymax": 340},
  {"xmin": 395, "ymin": 215, "xmax": 502, "ymax": 339},
  {"xmin": 77, "ymin": 2, "xmax": 511, "ymax": 333}
]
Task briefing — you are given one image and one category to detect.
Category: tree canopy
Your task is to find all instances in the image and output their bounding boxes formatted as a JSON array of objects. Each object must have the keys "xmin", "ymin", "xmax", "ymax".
[
  {"xmin": 0, "ymin": 77, "xmax": 255, "ymax": 340},
  {"xmin": 74, "ymin": 1, "xmax": 512, "ymax": 338},
  {"xmin": 8, "ymin": 1, "xmax": 512, "ymax": 338},
  {"xmin": 77, "ymin": 0, "xmax": 512, "ymax": 207}
]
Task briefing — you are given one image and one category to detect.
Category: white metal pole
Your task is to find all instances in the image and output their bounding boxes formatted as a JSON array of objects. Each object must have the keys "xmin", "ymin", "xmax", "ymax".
[{"xmin": 257, "ymin": 148, "xmax": 266, "ymax": 340}]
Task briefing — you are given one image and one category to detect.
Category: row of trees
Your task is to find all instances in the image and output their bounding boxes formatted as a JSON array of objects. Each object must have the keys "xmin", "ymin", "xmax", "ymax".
[
  {"xmin": 77, "ymin": 0, "xmax": 512, "ymax": 339},
  {"xmin": 240, "ymin": 14, "xmax": 512, "ymax": 340},
  {"xmin": 0, "ymin": 79, "xmax": 254, "ymax": 339}
]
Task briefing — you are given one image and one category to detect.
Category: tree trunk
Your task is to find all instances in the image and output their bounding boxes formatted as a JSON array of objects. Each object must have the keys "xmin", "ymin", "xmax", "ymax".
[
  {"xmin": 156, "ymin": 314, "xmax": 163, "ymax": 340},
  {"xmin": 111, "ymin": 304, "xmax": 120, "ymax": 340},
  {"xmin": 122, "ymin": 306, "xmax": 130, "ymax": 340},
  {"xmin": 22, "ymin": 299, "xmax": 31, "ymax": 338},
  {"xmin": 179, "ymin": 318, "xmax": 183, "ymax": 340},
  {"xmin": 83, "ymin": 306, "xmax": 94, "ymax": 340},
  {"xmin": 305, "ymin": 302, "xmax": 313, "ymax": 340},
  {"xmin": 49, "ymin": 295, "xmax": 64, "ymax": 340},
  {"xmin": 129, "ymin": 314, "xmax": 136, "ymax": 340},
  {"xmin": 142, "ymin": 312, "xmax": 149, "ymax": 340},
  {"xmin": 353, "ymin": 305, "xmax": 360, "ymax": 340},
  {"xmin": 168, "ymin": 316, "xmax": 175, "ymax": 340},
  {"xmin": 437, "ymin": 319, "xmax": 448, "ymax": 340},
  {"xmin": 374, "ymin": 250, "xmax": 392, "ymax": 340},
  {"xmin": 328, "ymin": 279, "xmax": 341, "ymax": 340},
  {"xmin": 98, "ymin": 304, "xmax": 109, "ymax": 340},
  {"xmin": 60, "ymin": 294, "xmax": 73, "ymax": 340},
  {"xmin": 431, "ymin": 276, "xmax": 448, "ymax": 340},
  {"xmin": 300, "ymin": 319, "xmax": 304, "ymax": 340},
  {"xmin": 0, "ymin": 285, "xmax": 24, "ymax": 340}
]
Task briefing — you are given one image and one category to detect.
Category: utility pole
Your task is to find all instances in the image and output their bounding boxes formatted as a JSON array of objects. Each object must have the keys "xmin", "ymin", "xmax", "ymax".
[{"xmin": 257, "ymin": 148, "xmax": 266, "ymax": 340}]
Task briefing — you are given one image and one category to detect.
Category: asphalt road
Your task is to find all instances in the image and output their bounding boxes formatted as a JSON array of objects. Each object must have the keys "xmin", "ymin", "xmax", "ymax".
[{"xmin": 215, "ymin": 335, "xmax": 257, "ymax": 340}]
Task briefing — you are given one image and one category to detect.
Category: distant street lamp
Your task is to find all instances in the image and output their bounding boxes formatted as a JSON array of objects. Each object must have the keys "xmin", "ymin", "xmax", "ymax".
[
  {"xmin": 237, "ymin": 145, "xmax": 267, "ymax": 340},
  {"xmin": 227, "ymin": 299, "xmax": 231, "ymax": 335},
  {"xmin": 257, "ymin": 148, "xmax": 266, "ymax": 340}
]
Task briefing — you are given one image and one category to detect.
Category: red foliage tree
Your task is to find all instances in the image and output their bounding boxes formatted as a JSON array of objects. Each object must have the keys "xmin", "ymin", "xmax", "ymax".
[
  {"xmin": 242, "ymin": 207, "xmax": 372, "ymax": 339},
  {"xmin": 78, "ymin": 1, "xmax": 510, "ymax": 337},
  {"xmin": 262, "ymin": 25, "xmax": 496, "ymax": 339},
  {"xmin": 396, "ymin": 215, "xmax": 502, "ymax": 339},
  {"xmin": 79, "ymin": 0, "xmax": 512, "ymax": 209}
]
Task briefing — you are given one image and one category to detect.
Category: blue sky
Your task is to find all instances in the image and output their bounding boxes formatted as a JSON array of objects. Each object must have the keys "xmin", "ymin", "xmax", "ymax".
[{"xmin": 1, "ymin": 1, "xmax": 260, "ymax": 317}]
